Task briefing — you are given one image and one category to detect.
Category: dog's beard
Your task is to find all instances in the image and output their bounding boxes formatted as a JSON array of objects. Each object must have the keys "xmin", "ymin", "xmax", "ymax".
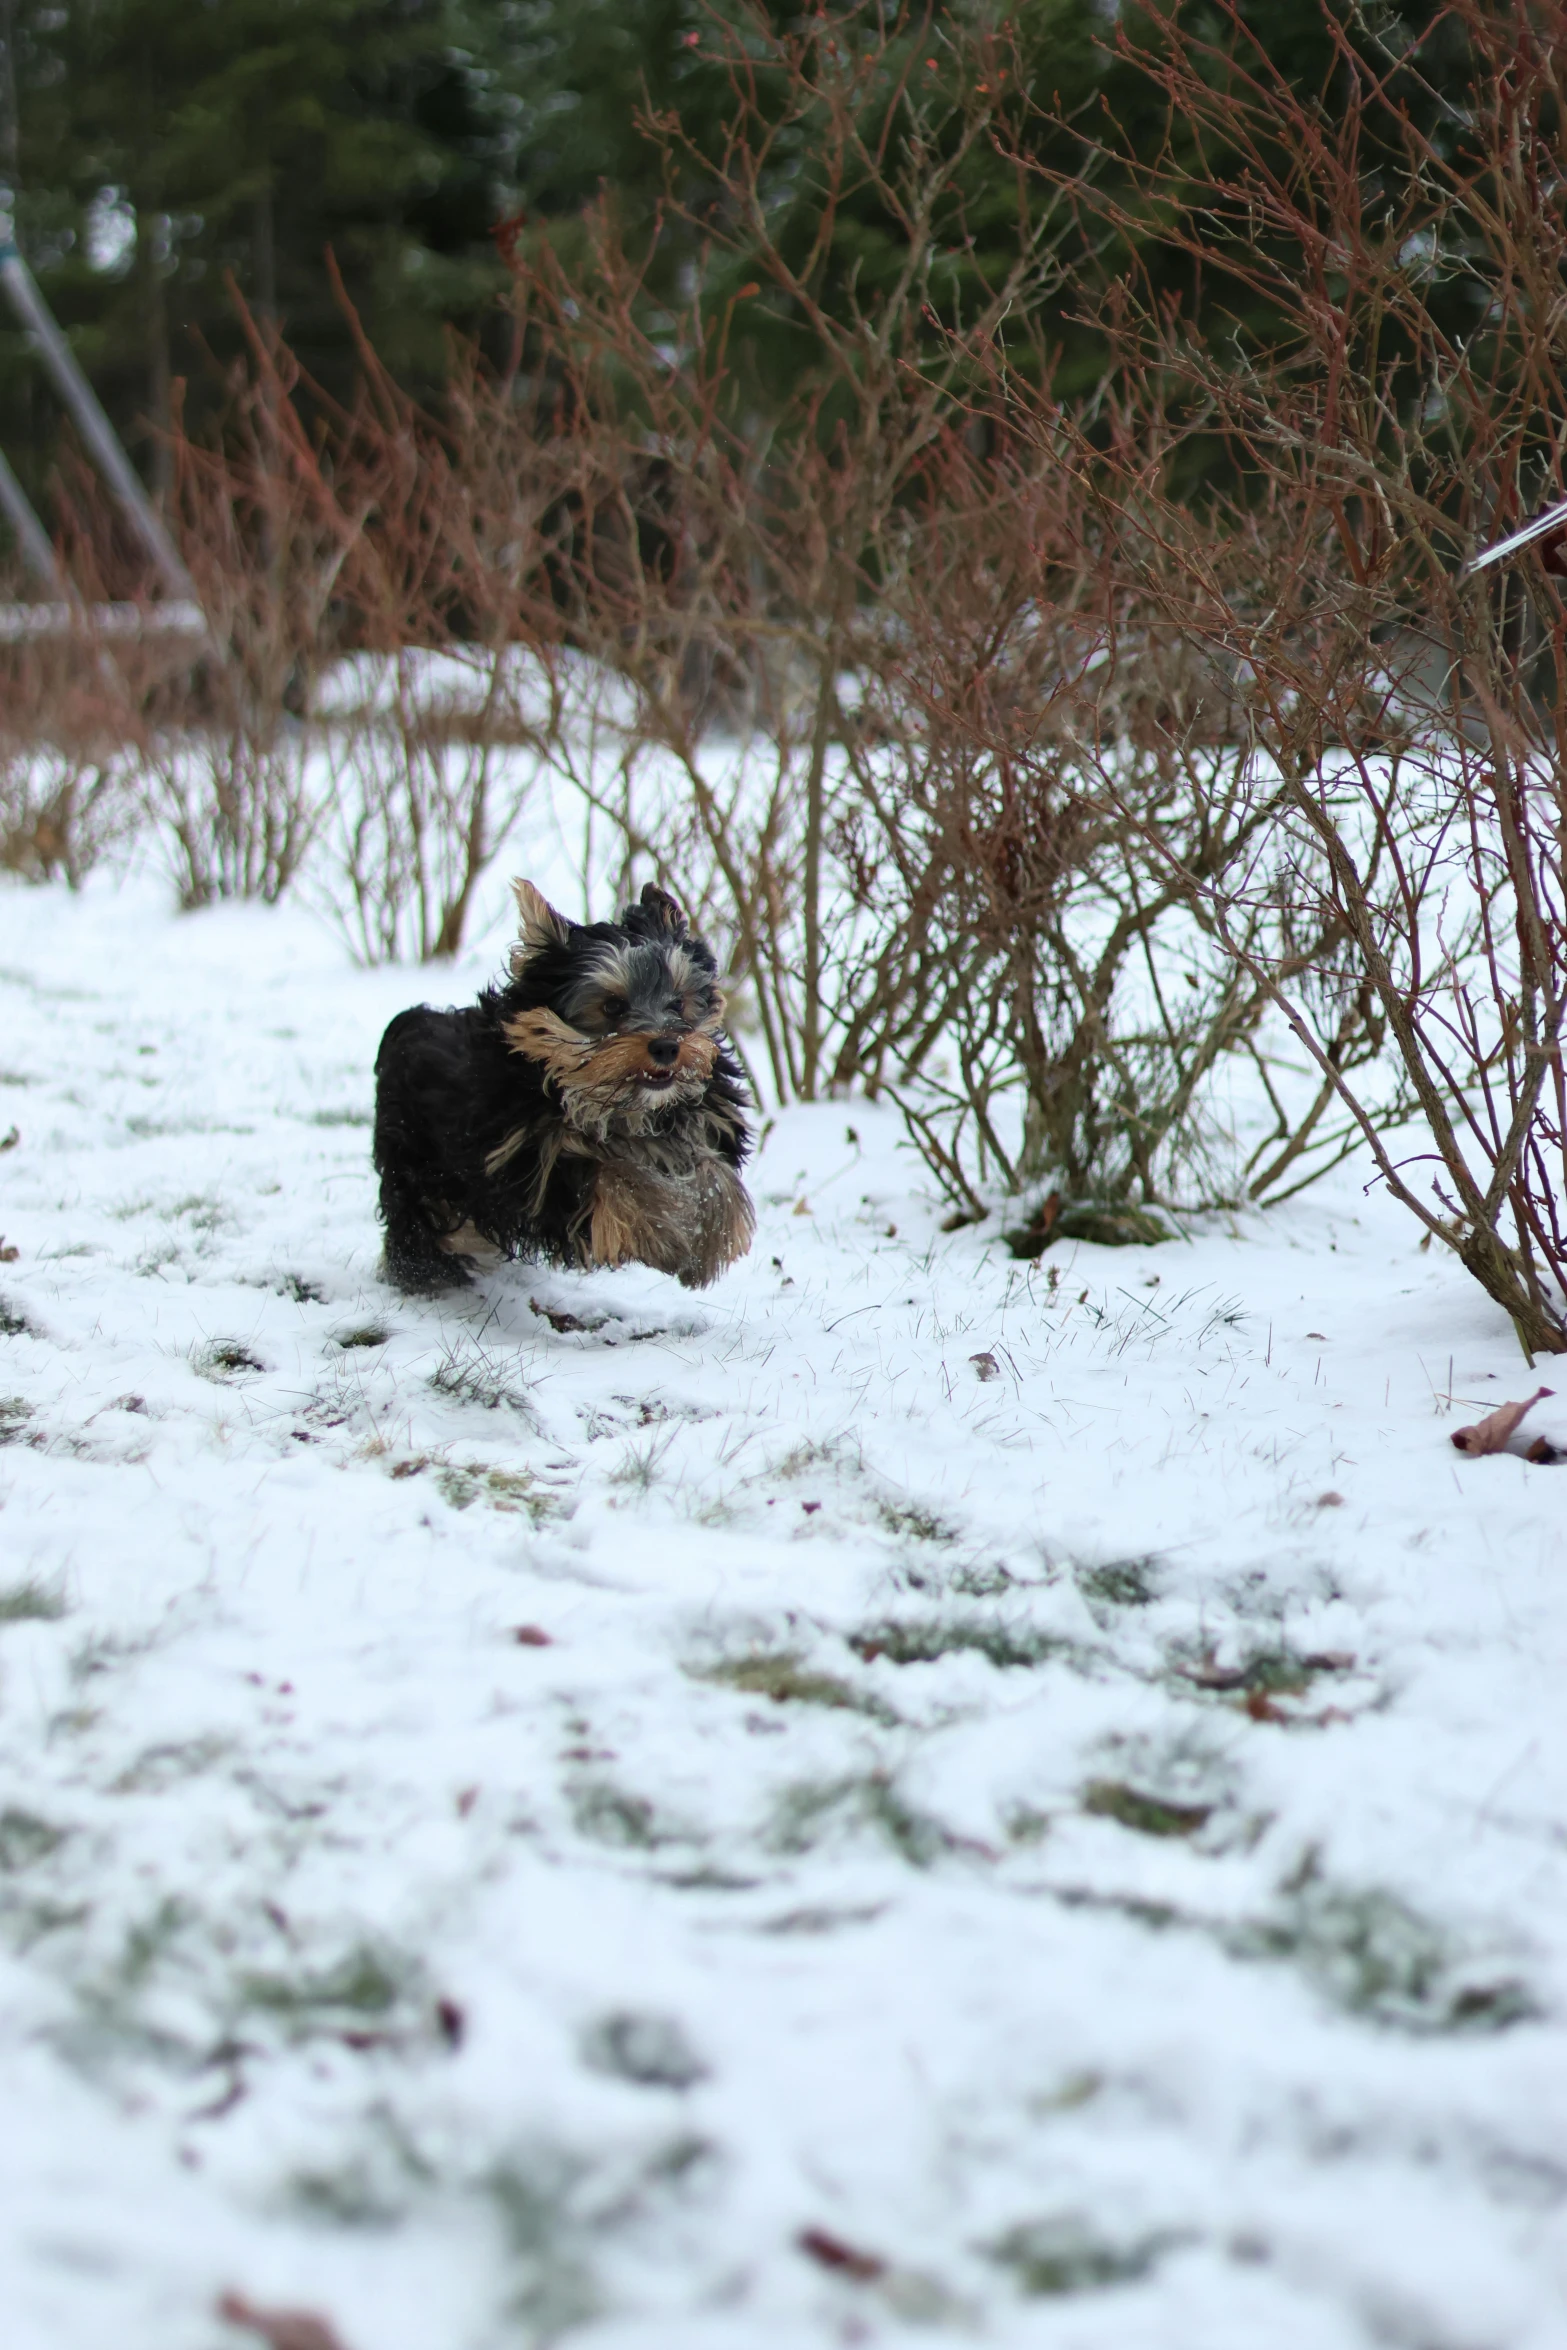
[{"xmin": 502, "ymin": 1007, "xmax": 719, "ymax": 1142}]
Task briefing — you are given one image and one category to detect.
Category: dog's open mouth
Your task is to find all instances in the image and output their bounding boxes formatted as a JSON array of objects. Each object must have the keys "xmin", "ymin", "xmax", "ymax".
[{"xmin": 637, "ymin": 1069, "xmax": 678, "ymax": 1090}]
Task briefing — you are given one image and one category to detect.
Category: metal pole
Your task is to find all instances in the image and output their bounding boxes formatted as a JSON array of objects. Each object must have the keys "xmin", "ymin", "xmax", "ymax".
[
  {"xmin": 0, "ymin": 236, "xmax": 198, "ymax": 603},
  {"xmin": 0, "ymin": 437, "xmax": 58, "ymax": 585}
]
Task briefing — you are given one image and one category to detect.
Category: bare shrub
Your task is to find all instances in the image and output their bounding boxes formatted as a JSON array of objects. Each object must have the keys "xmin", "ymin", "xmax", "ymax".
[
  {"xmin": 1014, "ymin": 0, "xmax": 1567, "ymax": 1350},
  {"xmin": 486, "ymin": 4, "xmax": 1072, "ymax": 1103},
  {"xmin": 811, "ymin": 419, "xmax": 1396, "ymax": 1218},
  {"xmin": 0, "ymin": 653, "xmax": 133, "ymax": 886},
  {"xmin": 315, "ymin": 644, "xmax": 552, "ymax": 965},
  {"xmin": 0, "ymin": 585, "xmax": 169, "ymax": 886},
  {"xmin": 122, "ymin": 309, "xmax": 557, "ymax": 952},
  {"xmin": 127, "ymin": 340, "xmax": 359, "ymax": 909},
  {"xmin": 451, "ymin": 1, "xmax": 1371, "ymax": 1220},
  {"xmin": 306, "ymin": 322, "xmax": 562, "ymax": 963},
  {"xmin": 21, "ymin": 0, "xmax": 1529, "ymax": 1288}
]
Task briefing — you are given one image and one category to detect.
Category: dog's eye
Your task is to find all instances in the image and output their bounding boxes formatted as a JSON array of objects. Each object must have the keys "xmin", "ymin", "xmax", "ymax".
[{"xmin": 601, "ymin": 995, "xmax": 628, "ymax": 1024}]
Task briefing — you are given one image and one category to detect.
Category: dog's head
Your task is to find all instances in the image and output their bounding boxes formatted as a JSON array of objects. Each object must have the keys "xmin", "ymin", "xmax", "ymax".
[{"xmin": 502, "ymin": 880, "xmax": 728, "ymax": 1132}]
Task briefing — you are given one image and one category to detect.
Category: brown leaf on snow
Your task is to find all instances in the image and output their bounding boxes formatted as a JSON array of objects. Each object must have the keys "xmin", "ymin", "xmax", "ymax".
[
  {"xmin": 1451, "ymin": 1387, "xmax": 1554, "ymax": 1456},
  {"xmin": 797, "ymin": 2225, "xmax": 886, "ymax": 2281},
  {"xmin": 530, "ymin": 1296, "xmax": 585, "ymax": 1333},
  {"xmin": 1176, "ymin": 1658, "xmax": 1250, "ymax": 1691},
  {"xmin": 216, "ymin": 2291, "xmax": 353, "ymax": 2350}
]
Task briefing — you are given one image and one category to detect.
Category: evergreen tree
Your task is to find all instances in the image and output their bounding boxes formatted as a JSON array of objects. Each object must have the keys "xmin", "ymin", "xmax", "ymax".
[
  {"xmin": 0, "ymin": 0, "xmax": 510, "ymax": 513},
  {"xmin": 0, "ymin": 0, "xmax": 1509, "ymax": 551}
]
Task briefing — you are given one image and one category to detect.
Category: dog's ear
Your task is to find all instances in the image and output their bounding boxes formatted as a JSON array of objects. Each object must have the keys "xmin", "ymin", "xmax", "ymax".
[
  {"xmin": 638, "ymin": 882, "xmax": 688, "ymax": 938},
  {"xmin": 510, "ymin": 879, "xmax": 572, "ymax": 970}
]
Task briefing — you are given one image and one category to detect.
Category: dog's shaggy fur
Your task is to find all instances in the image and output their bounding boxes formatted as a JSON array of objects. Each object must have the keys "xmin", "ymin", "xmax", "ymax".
[{"xmin": 372, "ymin": 879, "xmax": 754, "ymax": 1292}]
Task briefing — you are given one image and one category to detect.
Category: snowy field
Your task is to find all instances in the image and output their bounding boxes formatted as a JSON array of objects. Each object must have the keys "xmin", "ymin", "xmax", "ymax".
[{"xmin": 2, "ymin": 870, "xmax": 1566, "ymax": 2350}]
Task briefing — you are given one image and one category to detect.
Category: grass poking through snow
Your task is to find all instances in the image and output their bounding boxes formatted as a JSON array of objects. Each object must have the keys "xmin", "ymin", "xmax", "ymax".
[
  {"xmin": 850, "ymin": 1616, "xmax": 1083, "ymax": 1672},
  {"xmin": 691, "ymin": 1648, "xmax": 899, "ymax": 1726},
  {"xmin": 0, "ymin": 1576, "xmax": 66, "ymax": 1623}
]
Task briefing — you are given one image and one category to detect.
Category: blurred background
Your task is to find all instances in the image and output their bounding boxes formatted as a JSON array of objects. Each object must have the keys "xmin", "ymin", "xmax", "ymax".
[{"xmin": 0, "ymin": 0, "xmax": 1448, "ymax": 509}]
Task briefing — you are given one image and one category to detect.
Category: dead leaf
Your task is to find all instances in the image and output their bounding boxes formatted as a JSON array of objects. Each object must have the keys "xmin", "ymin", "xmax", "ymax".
[
  {"xmin": 797, "ymin": 2226, "xmax": 886, "ymax": 2282},
  {"xmin": 0, "ymin": 1126, "xmax": 17, "ymax": 1153},
  {"xmin": 1176, "ymin": 1658, "xmax": 1249, "ymax": 1691},
  {"xmin": 511, "ymin": 1624, "xmax": 552, "ymax": 1646},
  {"xmin": 216, "ymin": 2292, "xmax": 353, "ymax": 2350},
  {"xmin": 969, "ymin": 1351, "xmax": 1000, "ymax": 1381},
  {"xmin": 0, "ymin": 1238, "xmax": 17, "ymax": 1263},
  {"xmin": 530, "ymin": 1297, "xmax": 584, "ymax": 1333},
  {"xmin": 1451, "ymin": 1386, "xmax": 1554, "ymax": 1456}
]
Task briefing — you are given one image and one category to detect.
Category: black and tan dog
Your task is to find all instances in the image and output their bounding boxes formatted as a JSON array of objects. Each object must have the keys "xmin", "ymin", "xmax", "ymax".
[{"xmin": 373, "ymin": 880, "xmax": 754, "ymax": 1292}]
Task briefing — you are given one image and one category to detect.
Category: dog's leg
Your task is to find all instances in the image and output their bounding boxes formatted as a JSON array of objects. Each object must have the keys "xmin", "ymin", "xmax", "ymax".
[
  {"xmin": 673, "ymin": 1159, "xmax": 755, "ymax": 1287},
  {"xmin": 373, "ymin": 1004, "xmax": 487, "ymax": 1294},
  {"xmin": 377, "ymin": 1164, "xmax": 474, "ymax": 1294},
  {"xmin": 588, "ymin": 1158, "xmax": 754, "ymax": 1287},
  {"xmin": 586, "ymin": 1166, "xmax": 644, "ymax": 1271}
]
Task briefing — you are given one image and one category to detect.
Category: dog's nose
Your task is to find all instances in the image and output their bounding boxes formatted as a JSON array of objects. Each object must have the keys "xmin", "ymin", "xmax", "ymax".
[{"xmin": 646, "ymin": 1035, "xmax": 680, "ymax": 1068}]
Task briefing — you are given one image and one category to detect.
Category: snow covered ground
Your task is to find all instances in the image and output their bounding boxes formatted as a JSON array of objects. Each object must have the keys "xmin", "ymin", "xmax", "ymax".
[{"xmin": 2, "ymin": 871, "xmax": 1566, "ymax": 2350}]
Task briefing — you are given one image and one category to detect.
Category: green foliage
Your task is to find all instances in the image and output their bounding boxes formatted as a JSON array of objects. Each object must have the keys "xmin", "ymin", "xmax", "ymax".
[
  {"xmin": 986, "ymin": 2213, "xmax": 1181, "ymax": 2297},
  {"xmin": 1081, "ymin": 1779, "xmax": 1212, "ymax": 1839},
  {"xmin": 238, "ymin": 1941, "xmax": 409, "ymax": 2029},
  {"xmin": 0, "ymin": 1805, "xmax": 66, "ymax": 1868},
  {"xmin": 570, "ymin": 1779, "xmax": 688, "ymax": 1849},
  {"xmin": 0, "ymin": 1574, "xmax": 65, "ymax": 1621},
  {"xmin": 849, "ymin": 1615, "xmax": 1077, "ymax": 1670},
  {"xmin": 1232, "ymin": 1874, "xmax": 1537, "ymax": 2034},
  {"xmin": 768, "ymin": 1768, "xmax": 957, "ymax": 1866},
  {"xmin": 1077, "ymin": 1557, "xmax": 1158, "ymax": 1609}
]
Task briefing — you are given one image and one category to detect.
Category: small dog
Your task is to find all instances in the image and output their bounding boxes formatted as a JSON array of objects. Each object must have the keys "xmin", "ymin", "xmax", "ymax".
[{"xmin": 373, "ymin": 879, "xmax": 754, "ymax": 1292}]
